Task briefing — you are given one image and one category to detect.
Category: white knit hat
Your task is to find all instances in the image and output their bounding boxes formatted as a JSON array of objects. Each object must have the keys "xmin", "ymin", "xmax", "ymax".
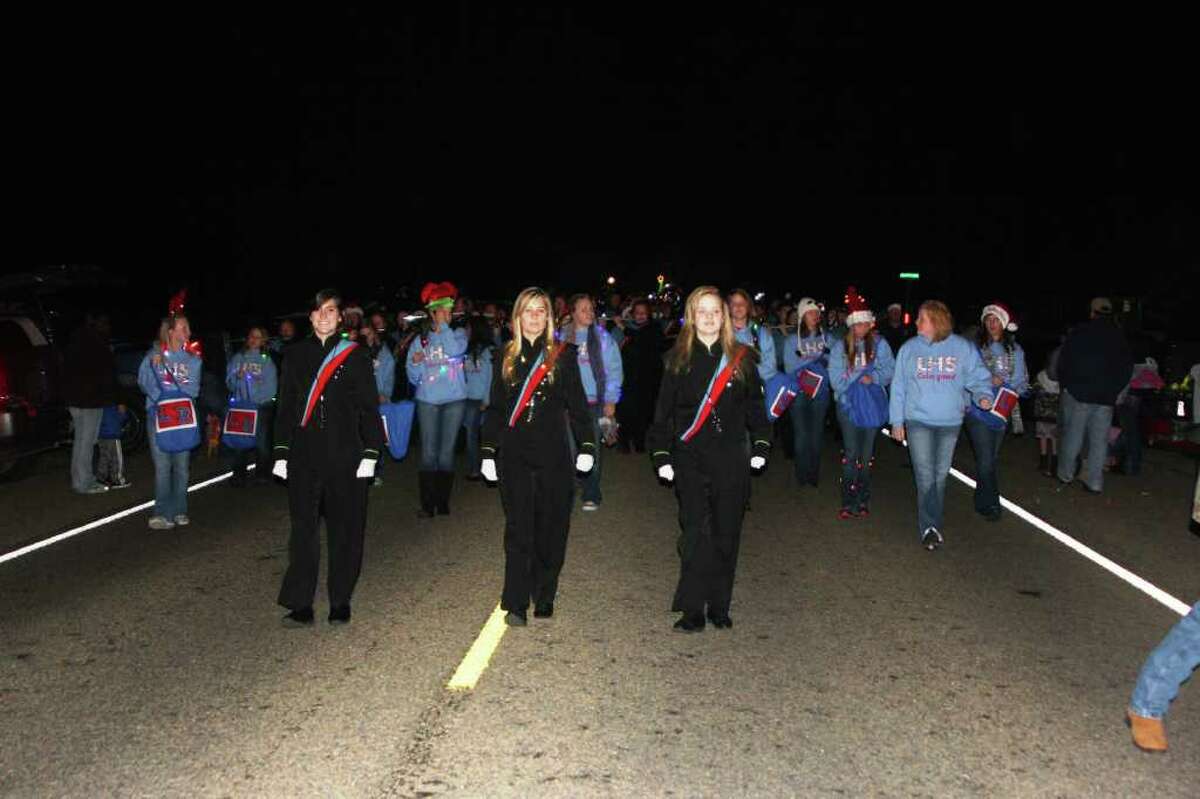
[{"xmin": 796, "ymin": 297, "xmax": 821, "ymax": 319}]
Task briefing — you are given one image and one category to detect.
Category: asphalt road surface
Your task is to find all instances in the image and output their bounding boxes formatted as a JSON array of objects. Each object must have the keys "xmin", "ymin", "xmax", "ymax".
[{"xmin": 1, "ymin": 432, "xmax": 1197, "ymax": 797}]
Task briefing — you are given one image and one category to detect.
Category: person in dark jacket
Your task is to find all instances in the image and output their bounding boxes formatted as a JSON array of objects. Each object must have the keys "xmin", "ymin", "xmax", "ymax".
[
  {"xmin": 272, "ymin": 288, "xmax": 386, "ymax": 626},
  {"xmin": 615, "ymin": 299, "xmax": 664, "ymax": 453},
  {"xmin": 480, "ymin": 287, "xmax": 596, "ymax": 627},
  {"xmin": 1054, "ymin": 297, "xmax": 1134, "ymax": 494},
  {"xmin": 63, "ymin": 312, "xmax": 119, "ymax": 494},
  {"xmin": 648, "ymin": 287, "xmax": 771, "ymax": 633}
]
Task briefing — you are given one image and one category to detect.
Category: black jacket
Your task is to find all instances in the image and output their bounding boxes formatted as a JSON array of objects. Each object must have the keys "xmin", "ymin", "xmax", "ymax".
[
  {"xmin": 1058, "ymin": 318, "xmax": 1134, "ymax": 406},
  {"xmin": 648, "ymin": 338, "xmax": 772, "ymax": 470},
  {"xmin": 273, "ymin": 334, "xmax": 385, "ymax": 471},
  {"xmin": 62, "ymin": 325, "xmax": 117, "ymax": 408},
  {"xmin": 481, "ymin": 336, "xmax": 595, "ymax": 466},
  {"xmin": 619, "ymin": 321, "xmax": 666, "ymax": 402}
]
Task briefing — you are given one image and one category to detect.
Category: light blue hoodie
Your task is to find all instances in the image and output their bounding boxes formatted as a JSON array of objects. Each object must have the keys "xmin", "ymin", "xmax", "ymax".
[
  {"xmin": 889, "ymin": 333, "xmax": 994, "ymax": 428},
  {"xmin": 734, "ymin": 322, "xmax": 778, "ymax": 381},
  {"xmin": 571, "ymin": 324, "xmax": 624, "ymax": 405},
  {"xmin": 976, "ymin": 340, "xmax": 1029, "ymax": 396},
  {"xmin": 138, "ymin": 347, "xmax": 202, "ymax": 410},
  {"xmin": 463, "ymin": 346, "xmax": 493, "ymax": 402},
  {"xmin": 828, "ymin": 333, "xmax": 895, "ymax": 401},
  {"xmin": 225, "ymin": 349, "xmax": 278, "ymax": 406},
  {"xmin": 784, "ymin": 329, "xmax": 833, "ymax": 400},
  {"xmin": 372, "ymin": 345, "xmax": 396, "ymax": 400},
  {"xmin": 406, "ymin": 325, "xmax": 468, "ymax": 404}
]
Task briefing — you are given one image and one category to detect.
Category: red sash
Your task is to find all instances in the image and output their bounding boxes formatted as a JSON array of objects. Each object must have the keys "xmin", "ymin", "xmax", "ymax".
[
  {"xmin": 680, "ymin": 347, "xmax": 747, "ymax": 442},
  {"xmin": 508, "ymin": 343, "xmax": 566, "ymax": 428},
  {"xmin": 300, "ymin": 340, "xmax": 359, "ymax": 428}
]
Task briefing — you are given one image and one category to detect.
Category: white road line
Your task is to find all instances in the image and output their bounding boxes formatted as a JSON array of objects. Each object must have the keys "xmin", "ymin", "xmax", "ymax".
[
  {"xmin": 447, "ymin": 604, "xmax": 509, "ymax": 691},
  {"xmin": 882, "ymin": 427, "xmax": 1191, "ymax": 618},
  {"xmin": 0, "ymin": 466, "xmax": 247, "ymax": 566}
]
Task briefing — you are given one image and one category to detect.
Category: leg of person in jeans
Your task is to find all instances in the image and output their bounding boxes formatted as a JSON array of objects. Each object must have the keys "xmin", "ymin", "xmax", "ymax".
[
  {"xmin": 149, "ymin": 434, "xmax": 173, "ymax": 524},
  {"xmin": 580, "ymin": 407, "xmax": 604, "ymax": 506},
  {"xmin": 172, "ymin": 450, "xmax": 191, "ymax": 523},
  {"xmin": 791, "ymin": 393, "xmax": 827, "ymax": 486},
  {"xmin": 415, "ymin": 401, "xmax": 440, "ymax": 515},
  {"xmin": 462, "ymin": 399, "xmax": 482, "ymax": 478},
  {"xmin": 907, "ymin": 423, "xmax": 960, "ymax": 544},
  {"xmin": 434, "ymin": 400, "xmax": 465, "ymax": 514},
  {"xmin": 836, "ymin": 406, "xmax": 861, "ymax": 516},
  {"xmin": 1083, "ymin": 402, "xmax": 1114, "ymax": 492},
  {"xmin": 68, "ymin": 406, "xmax": 104, "ymax": 492},
  {"xmin": 856, "ymin": 425, "xmax": 878, "ymax": 515},
  {"xmin": 1056, "ymin": 389, "xmax": 1086, "ymax": 484},
  {"xmin": 1127, "ymin": 601, "xmax": 1200, "ymax": 751},
  {"xmin": 965, "ymin": 415, "xmax": 1003, "ymax": 517}
]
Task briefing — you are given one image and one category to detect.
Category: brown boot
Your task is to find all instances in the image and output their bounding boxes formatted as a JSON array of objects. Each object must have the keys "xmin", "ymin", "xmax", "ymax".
[{"xmin": 1127, "ymin": 710, "xmax": 1168, "ymax": 752}]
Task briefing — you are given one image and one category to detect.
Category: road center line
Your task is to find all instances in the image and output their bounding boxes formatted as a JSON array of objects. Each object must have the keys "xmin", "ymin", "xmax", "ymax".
[{"xmin": 446, "ymin": 605, "xmax": 509, "ymax": 691}]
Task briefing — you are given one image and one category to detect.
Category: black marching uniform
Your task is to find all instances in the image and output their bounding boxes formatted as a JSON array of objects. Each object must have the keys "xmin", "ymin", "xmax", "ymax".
[
  {"xmin": 273, "ymin": 334, "xmax": 386, "ymax": 613},
  {"xmin": 648, "ymin": 339, "xmax": 771, "ymax": 625},
  {"xmin": 481, "ymin": 336, "xmax": 595, "ymax": 615}
]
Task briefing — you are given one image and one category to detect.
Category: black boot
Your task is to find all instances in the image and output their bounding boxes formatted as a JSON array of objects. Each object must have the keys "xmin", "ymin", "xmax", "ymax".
[
  {"xmin": 417, "ymin": 471, "xmax": 436, "ymax": 518},
  {"xmin": 1048, "ymin": 454, "xmax": 1059, "ymax": 479},
  {"xmin": 1038, "ymin": 452, "xmax": 1049, "ymax": 475},
  {"xmin": 436, "ymin": 471, "xmax": 454, "ymax": 515}
]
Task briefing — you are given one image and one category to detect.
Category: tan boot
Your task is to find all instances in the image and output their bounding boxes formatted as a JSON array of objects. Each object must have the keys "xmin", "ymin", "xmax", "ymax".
[{"xmin": 1127, "ymin": 710, "xmax": 1168, "ymax": 752}]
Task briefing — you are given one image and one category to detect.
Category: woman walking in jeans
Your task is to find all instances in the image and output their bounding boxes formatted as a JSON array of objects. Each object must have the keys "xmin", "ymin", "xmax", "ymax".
[
  {"xmin": 888, "ymin": 301, "xmax": 994, "ymax": 551},
  {"xmin": 137, "ymin": 309, "xmax": 202, "ymax": 530},
  {"xmin": 406, "ymin": 282, "xmax": 468, "ymax": 517},
  {"xmin": 964, "ymin": 303, "xmax": 1028, "ymax": 521},
  {"xmin": 782, "ymin": 298, "xmax": 832, "ymax": 488}
]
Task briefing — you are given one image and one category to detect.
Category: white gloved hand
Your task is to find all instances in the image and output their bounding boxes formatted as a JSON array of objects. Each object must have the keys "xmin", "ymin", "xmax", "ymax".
[
  {"xmin": 481, "ymin": 459, "xmax": 498, "ymax": 483},
  {"xmin": 272, "ymin": 460, "xmax": 288, "ymax": 480},
  {"xmin": 575, "ymin": 453, "xmax": 595, "ymax": 473},
  {"xmin": 750, "ymin": 456, "xmax": 766, "ymax": 471},
  {"xmin": 355, "ymin": 459, "xmax": 376, "ymax": 479},
  {"xmin": 657, "ymin": 464, "xmax": 675, "ymax": 483}
]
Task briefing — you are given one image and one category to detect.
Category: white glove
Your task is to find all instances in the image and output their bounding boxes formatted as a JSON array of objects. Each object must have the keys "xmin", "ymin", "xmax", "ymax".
[
  {"xmin": 481, "ymin": 459, "xmax": 498, "ymax": 483},
  {"xmin": 575, "ymin": 453, "xmax": 595, "ymax": 473},
  {"xmin": 355, "ymin": 459, "xmax": 376, "ymax": 479},
  {"xmin": 750, "ymin": 456, "xmax": 766, "ymax": 471},
  {"xmin": 272, "ymin": 460, "xmax": 288, "ymax": 480},
  {"xmin": 657, "ymin": 464, "xmax": 675, "ymax": 483}
]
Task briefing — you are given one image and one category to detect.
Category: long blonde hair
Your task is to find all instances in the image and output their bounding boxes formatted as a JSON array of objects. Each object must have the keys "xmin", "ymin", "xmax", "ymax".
[
  {"xmin": 667, "ymin": 286, "xmax": 747, "ymax": 375},
  {"xmin": 156, "ymin": 314, "xmax": 188, "ymax": 352},
  {"xmin": 502, "ymin": 287, "xmax": 559, "ymax": 383}
]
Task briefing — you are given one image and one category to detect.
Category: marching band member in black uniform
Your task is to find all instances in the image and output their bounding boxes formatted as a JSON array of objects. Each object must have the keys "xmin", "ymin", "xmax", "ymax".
[
  {"xmin": 480, "ymin": 287, "xmax": 596, "ymax": 627},
  {"xmin": 648, "ymin": 286, "xmax": 772, "ymax": 633},
  {"xmin": 272, "ymin": 289, "xmax": 386, "ymax": 626}
]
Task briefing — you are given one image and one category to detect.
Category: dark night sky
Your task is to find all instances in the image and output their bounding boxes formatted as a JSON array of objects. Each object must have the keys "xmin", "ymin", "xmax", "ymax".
[{"xmin": 12, "ymin": 6, "xmax": 1199, "ymax": 331}]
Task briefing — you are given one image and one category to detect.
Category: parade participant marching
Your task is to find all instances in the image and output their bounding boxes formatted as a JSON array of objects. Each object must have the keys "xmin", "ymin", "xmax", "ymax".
[
  {"xmin": 462, "ymin": 315, "xmax": 494, "ymax": 482},
  {"xmin": 562, "ymin": 293, "xmax": 624, "ymax": 511},
  {"xmin": 965, "ymin": 303, "xmax": 1028, "ymax": 521},
  {"xmin": 272, "ymin": 289, "xmax": 384, "ymax": 626},
  {"xmin": 783, "ymin": 297, "xmax": 833, "ymax": 488},
  {"xmin": 361, "ymin": 324, "xmax": 395, "ymax": 487},
  {"xmin": 406, "ymin": 282, "xmax": 469, "ymax": 517},
  {"xmin": 728, "ymin": 288, "xmax": 778, "ymax": 381},
  {"xmin": 479, "ymin": 288, "xmax": 596, "ymax": 627},
  {"xmin": 137, "ymin": 297, "xmax": 202, "ymax": 530},
  {"xmin": 615, "ymin": 299, "xmax": 664, "ymax": 454},
  {"xmin": 648, "ymin": 287, "xmax": 771, "ymax": 633},
  {"xmin": 888, "ymin": 301, "xmax": 995, "ymax": 551},
  {"xmin": 226, "ymin": 326, "xmax": 278, "ymax": 487},
  {"xmin": 828, "ymin": 288, "xmax": 895, "ymax": 519}
]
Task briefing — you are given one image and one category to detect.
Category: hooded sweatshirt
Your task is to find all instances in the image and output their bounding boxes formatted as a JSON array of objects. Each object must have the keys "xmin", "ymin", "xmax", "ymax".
[
  {"xmin": 734, "ymin": 322, "xmax": 778, "ymax": 381},
  {"xmin": 226, "ymin": 349, "xmax": 278, "ymax": 407},
  {"xmin": 570, "ymin": 324, "xmax": 624, "ymax": 405},
  {"xmin": 828, "ymin": 333, "xmax": 895, "ymax": 401},
  {"xmin": 138, "ymin": 346, "xmax": 202, "ymax": 410},
  {"xmin": 406, "ymin": 325, "xmax": 468, "ymax": 404},
  {"xmin": 889, "ymin": 334, "xmax": 993, "ymax": 428}
]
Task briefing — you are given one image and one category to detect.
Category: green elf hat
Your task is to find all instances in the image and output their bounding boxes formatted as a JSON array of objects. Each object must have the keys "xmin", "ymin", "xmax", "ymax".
[{"xmin": 421, "ymin": 281, "xmax": 458, "ymax": 311}]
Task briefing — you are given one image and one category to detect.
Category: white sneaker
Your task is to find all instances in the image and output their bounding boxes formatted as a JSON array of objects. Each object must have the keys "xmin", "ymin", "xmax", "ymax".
[
  {"xmin": 79, "ymin": 484, "xmax": 110, "ymax": 495},
  {"xmin": 581, "ymin": 500, "xmax": 599, "ymax": 511},
  {"xmin": 173, "ymin": 515, "xmax": 190, "ymax": 527},
  {"xmin": 148, "ymin": 516, "xmax": 176, "ymax": 530},
  {"xmin": 109, "ymin": 480, "xmax": 132, "ymax": 490}
]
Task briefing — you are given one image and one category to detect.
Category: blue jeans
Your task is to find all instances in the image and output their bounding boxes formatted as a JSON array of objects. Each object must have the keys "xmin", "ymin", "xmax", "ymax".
[
  {"xmin": 417, "ymin": 400, "xmax": 465, "ymax": 472},
  {"xmin": 567, "ymin": 405, "xmax": 604, "ymax": 503},
  {"xmin": 149, "ymin": 432, "xmax": 190, "ymax": 519},
  {"xmin": 906, "ymin": 422, "xmax": 961, "ymax": 539},
  {"xmin": 790, "ymin": 391, "xmax": 830, "ymax": 484},
  {"xmin": 964, "ymin": 414, "xmax": 1005, "ymax": 515},
  {"xmin": 68, "ymin": 407, "xmax": 103, "ymax": 492},
  {"xmin": 1130, "ymin": 602, "xmax": 1200, "ymax": 719},
  {"xmin": 836, "ymin": 406, "xmax": 877, "ymax": 512},
  {"xmin": 462, "ymin": 399, "xmax": 485, "ymax": 476},
  {"xmin": 1057, "ymin": 389, "xmax": 1113, "ymax": 492}
]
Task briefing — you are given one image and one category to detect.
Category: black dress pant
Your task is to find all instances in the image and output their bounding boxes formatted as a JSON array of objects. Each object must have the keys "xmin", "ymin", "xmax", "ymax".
[
  {"xmin": 278, "ymin": 461, "xmax": 368, "ymax": 610},
  {"xmin": 499, "ymin": 453, "xmax": 574, "ymax": 611},
  {"xmin": 670, "ymin": 450, "xmax": 750, "ymax": 616}
]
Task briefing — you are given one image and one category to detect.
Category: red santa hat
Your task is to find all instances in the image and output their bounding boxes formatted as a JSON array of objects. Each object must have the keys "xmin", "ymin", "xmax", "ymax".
[
  {"xmin": 981, "ymin": 302, "xmax": 1018, "ymax": 332},
  {"xmin": 168, "ymin": 289, "xmax": 187, "ymax": 317},
  {"xmin": 844, "ymin": 286, "xmax": 874, "ymax": 326},
  {"xmin": 421, "ymin": 281, "xmax": 458, "ymax": 311}
]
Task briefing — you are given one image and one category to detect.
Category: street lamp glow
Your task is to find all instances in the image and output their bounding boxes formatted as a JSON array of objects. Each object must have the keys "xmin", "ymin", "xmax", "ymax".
[
  {"xmin": 606, "ymin": 276, "xmax": 616, "ymax": 285},
  {"xmin": 899, "ymin": 272, "xmax": 920, "ymax": 280}
]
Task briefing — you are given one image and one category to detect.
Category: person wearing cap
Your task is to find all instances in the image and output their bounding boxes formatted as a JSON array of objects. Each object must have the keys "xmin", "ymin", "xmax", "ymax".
[
  {"xmin": 407, "ymin": 282, "xmax": 469, "ymax": 517},
  {"xmin": 828, "ymin": 288, "xmax": 895, "ymax": 519},
  {"xmin": 879, "ymin": 302, "xmax": 914, "ymax": 356},
  {"xmin": 783, "ymin": 297, "xmax": 833, "ymax": 487},
  {"xmin": 1054, "ymin": 297, "xmax": 1133, "ymax": 494},
  {"xmin": 964, "ymin": 302, "xmax": 1029, "ymax": 521}
]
